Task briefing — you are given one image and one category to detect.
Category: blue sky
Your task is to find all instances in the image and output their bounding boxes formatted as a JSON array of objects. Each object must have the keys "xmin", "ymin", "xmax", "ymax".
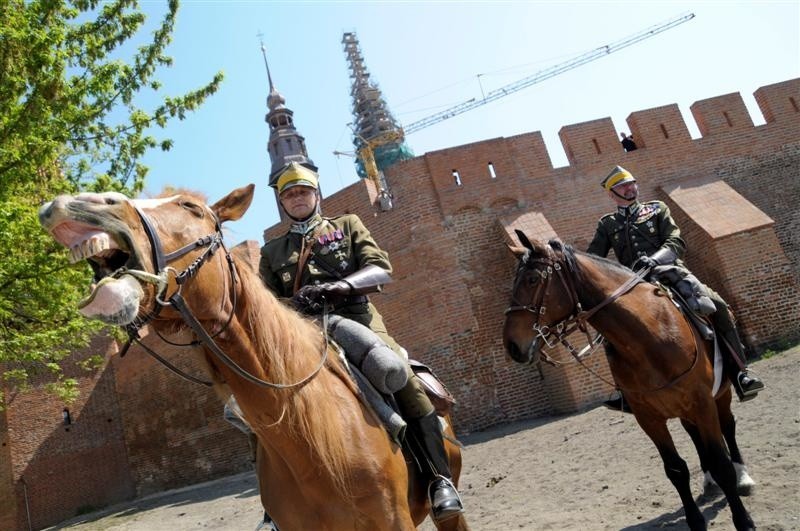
[{"xmin": 135, "ymin": 0, "xmax": 799, "ymax": 245}]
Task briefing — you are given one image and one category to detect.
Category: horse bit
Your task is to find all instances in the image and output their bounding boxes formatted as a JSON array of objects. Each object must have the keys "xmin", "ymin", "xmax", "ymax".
[{"xmin": 504, "ymin": 245, "xmax": 609, "ymax": 365}]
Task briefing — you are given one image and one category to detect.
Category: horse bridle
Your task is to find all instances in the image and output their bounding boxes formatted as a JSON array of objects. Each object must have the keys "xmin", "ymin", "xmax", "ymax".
[
  {"xmin": 115, "ymin": 204, "xmax": 327, "ymax": 390},
  {"xmin": 505, "ymin": 243, "xmax": 644, "ymax": 364}
]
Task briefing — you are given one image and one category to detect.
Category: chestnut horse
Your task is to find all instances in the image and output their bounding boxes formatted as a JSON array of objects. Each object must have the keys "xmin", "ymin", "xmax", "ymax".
[
  {"xmin": 39, "ymin": 185, "xmax": 468, "ymax": 531},
  {"xmin": 502, "ymin": 232, "xmax": 755, "ymax": 531}
]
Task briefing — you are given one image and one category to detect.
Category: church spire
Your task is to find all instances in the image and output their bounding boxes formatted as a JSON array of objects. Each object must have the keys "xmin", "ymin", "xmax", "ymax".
[{"xmin": 260, "ymin": 41, "xmax": 317, "ymax": 191}]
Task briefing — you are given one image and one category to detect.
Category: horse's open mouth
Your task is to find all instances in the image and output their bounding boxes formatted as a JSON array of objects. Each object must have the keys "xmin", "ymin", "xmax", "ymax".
[{"xmin": 49, "ymin": 220, "xmax": 135, "ymax": 306}]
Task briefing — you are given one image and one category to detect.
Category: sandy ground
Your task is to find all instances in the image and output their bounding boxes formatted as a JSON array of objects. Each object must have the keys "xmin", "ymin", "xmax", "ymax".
[{"xmin": 50, "ymin": 346, "xmax": 799, "ymax": 531}]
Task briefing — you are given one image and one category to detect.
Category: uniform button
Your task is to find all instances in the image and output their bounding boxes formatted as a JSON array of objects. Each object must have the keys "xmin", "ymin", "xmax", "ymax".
[{"xmin": 634, "ymin": 242, "xmax": 639, "ymax": 247}]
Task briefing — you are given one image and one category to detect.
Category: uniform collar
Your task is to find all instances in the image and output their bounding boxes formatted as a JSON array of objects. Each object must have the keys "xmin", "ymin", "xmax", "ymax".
[
  {"xmin": 289, "ymin": 213, "xmax": 323, "ymax": 236},
  {"xmin": 616, "ymin": 201, "xmax": 641, "ymax": 219}
]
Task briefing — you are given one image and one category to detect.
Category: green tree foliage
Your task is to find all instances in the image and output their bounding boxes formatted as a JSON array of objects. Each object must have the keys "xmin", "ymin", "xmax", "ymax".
[{"xmin": 0, "ymin": 0, "xmax": 223, "ymax": 405}]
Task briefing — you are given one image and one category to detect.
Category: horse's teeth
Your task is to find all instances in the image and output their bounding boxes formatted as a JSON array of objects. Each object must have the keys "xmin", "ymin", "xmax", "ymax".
[
  {"xmin": 69, "ymin": 234, "xmax": 111, "ymax": 263},
  {"xmin": 69, "ymin": 246, "xmax": 82, "ymax": 264}
]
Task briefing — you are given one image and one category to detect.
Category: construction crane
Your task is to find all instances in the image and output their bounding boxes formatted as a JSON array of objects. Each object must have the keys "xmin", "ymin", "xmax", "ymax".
[
  {"xmin": 402, "ymin": 12, "xmax": 695, "ymax": 134},
  {"xmin": 337, "ymin": 12, "xmax": 694, "ymax": 210},
  {"xmin": 334, "ymin": 129, "xmax": 403, "ymax": 211}
]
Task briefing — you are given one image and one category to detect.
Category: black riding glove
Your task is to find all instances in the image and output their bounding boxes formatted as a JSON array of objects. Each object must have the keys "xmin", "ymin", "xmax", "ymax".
[
  {"xmin": 632, "ymin": 255, "xmax": 657, "ymax": 272},
  {"xmin": 291, "ymin": 281, "xmax": 352, "ymax": 312}
]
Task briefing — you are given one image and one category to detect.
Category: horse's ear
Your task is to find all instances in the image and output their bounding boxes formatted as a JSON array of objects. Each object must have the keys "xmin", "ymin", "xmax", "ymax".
[
  {"xmin": 515, "ymin": 229, "xmax": 535, "ymax": 251},
  {"xmin": 211, "ymin": 184, "xmax": 255, "ymax": 223},
  {"xmin": 507, "ymin": 244, "xmax": 527, "ymax": 258}
]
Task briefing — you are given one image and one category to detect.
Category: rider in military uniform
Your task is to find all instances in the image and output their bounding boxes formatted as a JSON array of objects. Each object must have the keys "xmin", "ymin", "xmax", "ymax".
[
  {"xmin": 258, "ymin": 162, "xmax": 463, "ymax": 521},
  {"xmin": 587, "ymin": 166, "xmax": 764, "ymax": 411}
]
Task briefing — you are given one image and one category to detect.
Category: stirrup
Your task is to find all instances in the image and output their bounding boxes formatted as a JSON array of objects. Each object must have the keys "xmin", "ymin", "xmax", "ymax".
[
  {"xmin": 602, "ymin": 396, "xmax": 633, "ymax": 414},
  {"xmin": 735, "ymin": 372, "xmax": 764, "ymax": 402},
  {"xmin": 428, "ymin": 475, "xmax": 464, "ymax": 521},
  {"xmin": 254, "ymin": 512, "xmax": 279, "ymax": 531}
]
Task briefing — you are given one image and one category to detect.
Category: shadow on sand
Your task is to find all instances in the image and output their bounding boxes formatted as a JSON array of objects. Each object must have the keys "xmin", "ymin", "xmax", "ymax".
[
  {"xmin": 49, "ymin": 472, "xmax": 260, "ymax": 529},
  {"xmin": 620, "ymin": 490, "xmax": 733, "ymax": 530}
]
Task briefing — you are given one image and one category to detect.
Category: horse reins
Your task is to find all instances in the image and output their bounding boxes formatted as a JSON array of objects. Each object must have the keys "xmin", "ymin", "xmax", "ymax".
[
  {"xmin": 506, "ymin": 243, "xmax": 702, "ymax": 392},
  {"xmin": 504, "ymin": 244, "xmax": 618, "ymax": 364},
  {"xmin": 116, "ymin": 205, "xmax": 328, "ymax": 390}
]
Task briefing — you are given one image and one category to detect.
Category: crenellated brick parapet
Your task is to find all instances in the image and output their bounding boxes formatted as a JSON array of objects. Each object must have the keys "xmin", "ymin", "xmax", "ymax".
[
  {"xmin": 691, "ymin": 91, "xmax": 755, "ymax": 137},
  {"xmin": 754, "ymin": 78, "xmax": 800, "ymax": 123},
  {"xmin": 558, "ymin": 116, "xmax": 621, "ymax": 166},
  {"xmin": 296, "ymin": 77, "xmax": 800, "ymax": 433},
  {"xmin": 627, "ymin": 103, "xmax": 692, "ymax": 149}
]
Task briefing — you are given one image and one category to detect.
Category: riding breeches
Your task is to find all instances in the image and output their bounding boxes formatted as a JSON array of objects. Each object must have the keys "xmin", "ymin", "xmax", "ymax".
[{"xmin": 332, "ymin": 305, "xmax": 435, "ymax": 420}]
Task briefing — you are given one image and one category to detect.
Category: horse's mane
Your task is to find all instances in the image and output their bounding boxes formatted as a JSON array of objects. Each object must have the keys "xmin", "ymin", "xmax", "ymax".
[
  {"xmin": 231, "ymin": 255, "xmax": 355, "ymax": 494},
  {"xmin": 547, "ymin": 239, "xmax": 633, "ymax": 281}
]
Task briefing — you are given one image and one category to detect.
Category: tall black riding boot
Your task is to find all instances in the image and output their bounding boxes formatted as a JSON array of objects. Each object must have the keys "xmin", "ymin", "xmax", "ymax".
[
  {"xmin": 720, "ymin": 328, "xmax": 764, "ymax": 401},
  {"xmin": 407, "ymin": 411, "xmax": 464, "ymax": 521}
]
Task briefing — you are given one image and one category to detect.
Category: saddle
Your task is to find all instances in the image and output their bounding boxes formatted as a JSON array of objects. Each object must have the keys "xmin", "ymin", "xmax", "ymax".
[
  {"xmin": 653, "ymin": 276, "xmax": 728, "ymax": 396},
  {"xmin": 409, "ymin": 359, "xmax": 457, "ymax": 416}
]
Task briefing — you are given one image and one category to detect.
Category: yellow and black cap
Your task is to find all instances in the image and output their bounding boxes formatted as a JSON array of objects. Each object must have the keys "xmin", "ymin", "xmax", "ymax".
[
  {"xmin": 601, "ymin": 165, "xmax": 636, "ymax": 191},
  {"xmin": 272, "ymin": 162, "xmax": 319, "ymax": 194}
]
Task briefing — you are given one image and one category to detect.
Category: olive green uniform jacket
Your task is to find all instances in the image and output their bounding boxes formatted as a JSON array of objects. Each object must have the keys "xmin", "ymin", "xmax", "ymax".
[
  {"xmin": 259, "ymin": 213, "xmax": 432, "ymax": 418},
  {"xmin": 586, "ymin": 200, "xmax": 686, "ymax": 268},
  {"xmin": 586, "ymin": 200, "xmax": 741, "ymax": 354}
]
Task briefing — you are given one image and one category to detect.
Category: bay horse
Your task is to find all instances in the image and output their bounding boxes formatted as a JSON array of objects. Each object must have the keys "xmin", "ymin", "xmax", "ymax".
[
  {"xmin": 39, "ymin": 184, "xmax": 469, "ymax": 531},
  {"xmin": 502, "ymin": 232, "xmax": 755, "ymax": 531}
]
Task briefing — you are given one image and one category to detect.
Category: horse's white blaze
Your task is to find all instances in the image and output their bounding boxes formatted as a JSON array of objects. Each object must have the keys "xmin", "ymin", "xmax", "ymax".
[{"xmin": 132, "ymin": 196, "xmax": 180, "ymax": 208}]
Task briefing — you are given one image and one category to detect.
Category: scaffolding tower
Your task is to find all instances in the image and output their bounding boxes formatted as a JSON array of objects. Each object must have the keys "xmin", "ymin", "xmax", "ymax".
[{"xmin": 342, "ymin": 32, "xmax": 413, "ymax": 182}]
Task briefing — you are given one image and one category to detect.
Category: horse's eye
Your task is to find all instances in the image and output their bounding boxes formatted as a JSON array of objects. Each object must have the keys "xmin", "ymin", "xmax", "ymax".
[
  {"xmin": 105, "ymin": 197, "xmax": 118, "ymax": 205},
  {"xmin": 180, "ymin": 201, "xmax": 205, "ymax": 218}
]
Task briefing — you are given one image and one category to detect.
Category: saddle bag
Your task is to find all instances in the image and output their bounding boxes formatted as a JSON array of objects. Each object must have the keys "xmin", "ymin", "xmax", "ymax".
[{"xmin": 408, "ymin": 359, "xmax": 456, "ymax": 416}]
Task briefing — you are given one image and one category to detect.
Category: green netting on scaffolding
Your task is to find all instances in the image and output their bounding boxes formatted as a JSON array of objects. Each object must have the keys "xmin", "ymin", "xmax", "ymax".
[{"xmin": 355, "ymin": 142, "xmax": 415, "ymax": 180}]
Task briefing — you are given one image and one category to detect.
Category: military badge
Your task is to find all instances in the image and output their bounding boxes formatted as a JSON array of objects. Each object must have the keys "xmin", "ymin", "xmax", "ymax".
[
  {"xmin": 281, "ymin": 271, "xmax": 292, "ymax": 283},
  {"xmin": 318, "ymin": 229, "xmax": 344, "ymax": 246},
  {"xmin": 635, "ymin": 203, "xmax": 660, "ymax": 224},
  {"xmin": 318, "ymin": 229, "xmax": 345, "ymax": 255}
]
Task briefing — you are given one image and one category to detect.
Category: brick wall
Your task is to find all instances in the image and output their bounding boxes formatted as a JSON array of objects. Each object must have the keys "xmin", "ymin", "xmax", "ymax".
[
  {"xmin": 0, "ymin": 405, "xmax": 15, "ymax": 531},
  {"xmin": 6, "ymin": 77, "xmax": 799, "ymax": 529},
  {"xmin": 2, "ymin": 336, "xmax": 135, "ymax": 530},
  {"xmin": 112, "ymin": 328, "xmax": 252, "ymax": 497}
]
